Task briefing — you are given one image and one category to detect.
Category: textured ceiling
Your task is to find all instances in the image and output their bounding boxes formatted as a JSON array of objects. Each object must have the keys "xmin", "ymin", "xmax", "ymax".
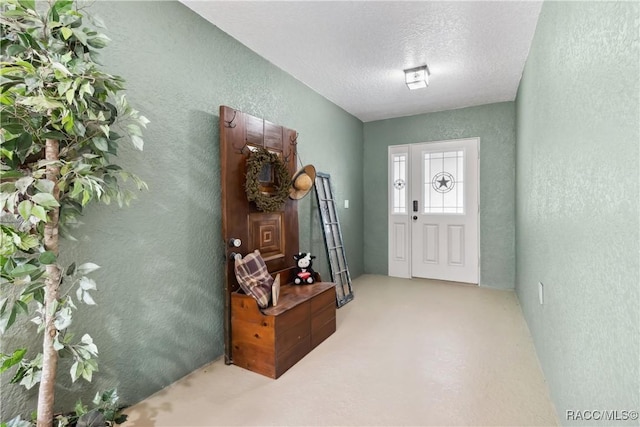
[{"xmin": 182, "ymin": 1, "xmax": 543, "ymax": 122}]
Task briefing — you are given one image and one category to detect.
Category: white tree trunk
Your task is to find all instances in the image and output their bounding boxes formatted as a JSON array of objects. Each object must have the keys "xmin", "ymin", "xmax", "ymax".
[{"xmin": 37, "ymin": 139, "xmax": 61, "ymax": 427}]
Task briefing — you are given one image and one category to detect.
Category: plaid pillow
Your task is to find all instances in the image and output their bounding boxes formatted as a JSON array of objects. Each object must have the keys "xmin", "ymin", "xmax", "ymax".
[{"xmin": 234, "ymin": 250, "xmax": 273, "ymax": 308}]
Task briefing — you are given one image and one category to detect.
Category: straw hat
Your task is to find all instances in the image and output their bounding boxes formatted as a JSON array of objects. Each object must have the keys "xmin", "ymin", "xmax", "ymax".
[{"xmin": 289, "ymin": 165, "xmax": 316, "ymax": 200}]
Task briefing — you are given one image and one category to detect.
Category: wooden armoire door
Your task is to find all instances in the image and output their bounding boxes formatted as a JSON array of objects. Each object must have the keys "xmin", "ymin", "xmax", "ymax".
[{"xmin": 219, "ymin": 106, "xmax": 299, "ymax": 364}]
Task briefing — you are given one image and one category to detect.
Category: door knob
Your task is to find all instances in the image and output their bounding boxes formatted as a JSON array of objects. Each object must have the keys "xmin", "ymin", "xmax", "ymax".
[
  {"xmin": 412, "ymin": 215, "xmax": 418, "ymax": 221},
  {"xmin": 229, "ymin": 252, "xmax": 242, "ymax": 261},
  {"xmin": 228, "ymin": 238, "xmax": 242, "ymax": 247}
]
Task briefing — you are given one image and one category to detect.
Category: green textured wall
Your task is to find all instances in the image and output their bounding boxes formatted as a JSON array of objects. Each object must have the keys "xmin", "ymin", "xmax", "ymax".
[
  {"xmin": 1, "ymin": 1, "xmax": 364, "ymax": 419},
  {"xmin": 363, "ymin": 103, "xmax": 516, "ymax": 289},
  {"xmin": 515, "ymin": 1, "xmax": 639, "ymax": 424}
]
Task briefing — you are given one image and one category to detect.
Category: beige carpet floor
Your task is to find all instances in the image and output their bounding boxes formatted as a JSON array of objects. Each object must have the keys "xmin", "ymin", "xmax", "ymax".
[{"xmin": 123, "ymin": 275, "xmax": 558, "ymax": 426}]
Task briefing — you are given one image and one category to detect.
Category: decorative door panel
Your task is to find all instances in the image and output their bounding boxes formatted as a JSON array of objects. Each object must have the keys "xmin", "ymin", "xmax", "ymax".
[
  {"xmin": 248, "ymin": 212, "xmax": 284, "ymax": 262},
  {"xmin": 391, "ymin": 223, "xmax": 407, "ymax": 262},
  {"xmin": 220, "ymin": 106, "xmax": 298, "ymax": 363},
  {"xmin": 389, "ymin": 138, "xmax": 478, "ymax": 284},
  {"xmin": 410, "ymin": 138, "xmax": 478, "ymax": 283},
  {"xmin": 422, "ymin": 224, "xmax": 439, "ymax": 264},
  {"xmin": 447, "ymin": 225, "xmax": 465, "ymax": 266}
]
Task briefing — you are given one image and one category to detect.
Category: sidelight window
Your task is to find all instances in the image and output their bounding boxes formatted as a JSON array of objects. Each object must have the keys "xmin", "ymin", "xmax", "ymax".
[{"xmin": 392, "ymin": 154, "xmax": 407, "ymax": 214}]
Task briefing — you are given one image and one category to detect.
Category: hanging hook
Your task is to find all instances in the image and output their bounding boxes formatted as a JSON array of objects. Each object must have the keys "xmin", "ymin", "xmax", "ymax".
[
  {"xmin": 233, "ymin": 141, "xmax": 250, "ymax": 155},
  {"xmin": 290, "ymin": 132, "xmax": 299, "ymax": 146},
  {"xmin": 287, "ymin": 132, "xmax": 299, "ymax": 165},
  {"xmin": 224, "ymin": 110, "xmax": 237, "ymax": 128}
]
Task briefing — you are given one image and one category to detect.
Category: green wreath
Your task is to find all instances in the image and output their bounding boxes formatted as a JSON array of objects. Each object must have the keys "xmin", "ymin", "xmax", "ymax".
[{"xmin": 245, "ymin": 147, "xmax": 291, "ymax": 212}]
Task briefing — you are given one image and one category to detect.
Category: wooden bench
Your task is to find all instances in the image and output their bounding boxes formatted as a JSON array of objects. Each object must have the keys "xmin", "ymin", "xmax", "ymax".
[{"xmin": 230, "ymin": 267, "xmax": 336, "ymax": 379}]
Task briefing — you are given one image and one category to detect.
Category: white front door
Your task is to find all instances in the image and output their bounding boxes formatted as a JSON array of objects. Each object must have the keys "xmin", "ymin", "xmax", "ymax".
[{"xmin": 388, "ymin": 138, "xmax": 479, "ymax": 284}]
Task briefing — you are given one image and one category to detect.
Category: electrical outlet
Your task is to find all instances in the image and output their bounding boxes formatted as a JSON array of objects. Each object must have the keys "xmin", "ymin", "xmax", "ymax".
[{"xmin": 538, "ymin": 282, "xmax": 544, "ymax": 305}]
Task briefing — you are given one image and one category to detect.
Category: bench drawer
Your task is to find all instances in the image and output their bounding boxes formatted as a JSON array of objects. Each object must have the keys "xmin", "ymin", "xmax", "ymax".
[
  {"xmin": 310, "ymin": 286, "xmax": 336, "ymax": 314},
  {"xmin": 311, "ymin": 316, "xmax": 336, "ymax": 349}
]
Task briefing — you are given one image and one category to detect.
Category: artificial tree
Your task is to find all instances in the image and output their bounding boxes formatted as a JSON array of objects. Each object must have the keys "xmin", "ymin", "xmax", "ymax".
[{"xmin": 0, "ymin": 0, "xmax": 148, "ymax": 425}]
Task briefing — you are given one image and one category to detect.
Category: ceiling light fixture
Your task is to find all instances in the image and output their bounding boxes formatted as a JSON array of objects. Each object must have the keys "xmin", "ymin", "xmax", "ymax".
[{"xmin": 404, "ymin": 65, "xmax": 430, "ymax": 90}]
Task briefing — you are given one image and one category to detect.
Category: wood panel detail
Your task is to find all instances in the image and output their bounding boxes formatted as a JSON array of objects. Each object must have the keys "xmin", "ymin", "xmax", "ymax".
[{"xmin": 248, "ymin": 212, "xmax": 284, "ymax": 262}]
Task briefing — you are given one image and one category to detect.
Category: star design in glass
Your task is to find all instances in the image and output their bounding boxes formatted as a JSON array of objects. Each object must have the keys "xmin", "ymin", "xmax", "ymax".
[{"xmin": 437, "ymin": 176, "xmax": 450, "ymax": 188}]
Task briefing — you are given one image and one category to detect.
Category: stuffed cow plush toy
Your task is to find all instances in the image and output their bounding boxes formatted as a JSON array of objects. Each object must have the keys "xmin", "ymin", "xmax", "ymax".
[{"xmin": 293, "ymin": 252, "xmax": 316, "ymax": 285}]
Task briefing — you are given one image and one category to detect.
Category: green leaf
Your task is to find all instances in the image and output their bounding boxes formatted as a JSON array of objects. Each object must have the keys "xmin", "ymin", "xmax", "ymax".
[
  {"xmin": 14, "ymin": 60, "xmax": 35, "ymax": 74},
  {"xmin": 75, "ymin": 399, "xmax": 88, "ymax": 417},
  {"xmin": 17, "ymin": 234, "xmax": 39, "ymax": 250},
  {"xmin": 18, "ymin": 200, "xmax": 32, "ymax": 220},
  {"xmin": 82, "ymin": 292, "xmax": 96, "ymax": 305},
  {"xmin": 17, "ymin": 0, "xmax": 36, "ymax": 11},
  {"xmin": 11, "ymin": 263, "xmax": 39, "ymax": 277},
  {"xmin": 0, "ymin": 123, "xmax": 25, "ymax": 134},
  {"xmin": 19, "ymin": 367, "xmax": 41, "ymax": 389},
  {"xmin": 17, "ymin": 96, "xmax": 65, "ymax": 111},
  {"xmin": 81, "ymin": 334, "xmax": 98, "ymax": 355},
  {"xmin": 52, "ymin": 0, "xmax": 74, "ymax": 14},
  {"xmin": 42, "ymin": 131, "xmax": 66, "ymax": 140},
  {"xmin": 65, "ymin": 88, "xmax": 74, "ymax": 104},
  {"xmin": 70, "ymin": 360, "xmax": 82, "ymax": 382},
  {"xmin": 61, "ymin": 27, "xmax": 73, "ymax": 40},
  {"xmin": 0, "ymin": 170, "xmax": 25, "ymax": 179},
  {"xmin": 38, "ymin": 251, "xmax": 57, "ymax": 265},
  {"xmin": 57, "ymin": 80, "xmax": 72, "ymax": 96},
  {"xmin": 31, "ymin": 193, "xmax": 60, "ymax": 209},
  {"xmin": 126, "ymin": 124, "xmax": 142, "ymax": 137},
  {"xmin": 78, "ymin": 276, "xmax": 97, "ymax": 291},
  {"xmin": 93, "ymin": 137, "xmax": 108, "ymax": 151},
  {"xmin": 82, "ymin": 358, "xmax": 97, "ymax": 381},
  {"xmin": 34, "ymin": 179, "xmax": 55, "ymax": 194},
  {"xmin": 87, "ymin": 34, "xmax": 110, "ymax": 49},
  {"xmin": 6, "ymin": 44, "xmax": 26, "ymax": 57},
  {"xmin": 79, "ymin": 81, "xmax": 94, "ymax": 97},
  {"xmin": 14, "ymin": 133, "xmax": 33, "ymax": 162},
  {"xmin": 53, "ymin": 336, "xmax": 64, "ymax": 351},
  {"xmin": 54, "ymin": 306, "xmax": 72, "ymax": 330},
  {"xmin": 0, "ymin": 301, "xmax": 17, "ymax": 334},
  {"xmin": 22, "ymin": 281, "xmax": 45, "ymax": 296},
  {"xmin": 33, "ymin": 288, "xmax": 44, "ymax": 305},
  {"xmin": 2, "ymin": 9, "xmax": 27, "ymax": 18},
  {"xmin": 52, "ymin": 62, "xmax": 71, "ymax": 76},
  {"xmin": 70, "ymin": 180, "xmax": 83, "ymax": 198},
  {"xmin": 0, "ymin": 349, "xmax": 27, "ymax": 374},
  {"xmin": 14, "ymin": 300, "xmax": 28, "ymax": 314},
  {"xmin": 77, "ymin": 263, "xmax": 100, "ymax": 275},
  {"xmin": 130, "ymin": 135, "xmax": 144, "ymax": 151},
  {"xmin": 66, "ymin": 262, "xmax": 76, "ymax": 276},
  {"xmin": 31, "ymin": 205, "xmax": 47, "ymax": 222},
  {"xmin": 71, "ymin": 28, "xmax": 88, "ymax": 45},
  {"xmin": 81, "ymin": 189, "xmax": 91, "ymax": 206},
  {"xmin": 15, "ymin": 176, "xmax": 34, "ymax": 194}
]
